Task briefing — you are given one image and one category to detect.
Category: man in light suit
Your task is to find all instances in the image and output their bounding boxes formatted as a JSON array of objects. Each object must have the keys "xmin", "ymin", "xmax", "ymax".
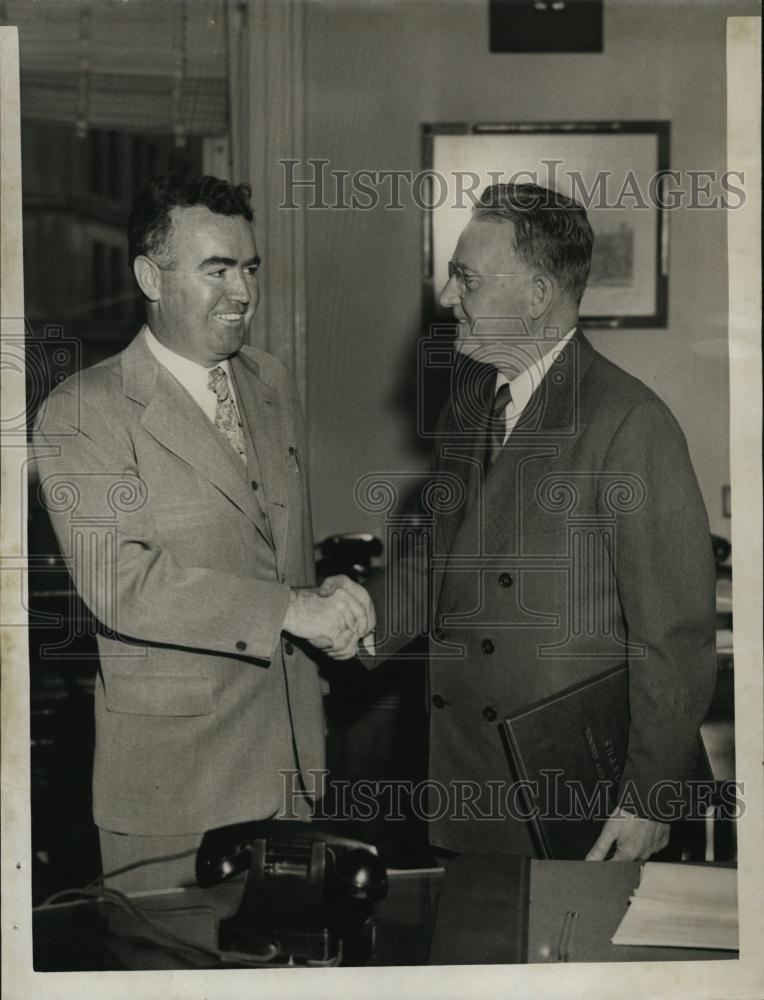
[
  {"xmin": 339, "ymin": 182, "xmax": 717, "ymax": 861},
  {"xmin": 34, "ymin": 174, "xmax": 373, "ymax": 891}
]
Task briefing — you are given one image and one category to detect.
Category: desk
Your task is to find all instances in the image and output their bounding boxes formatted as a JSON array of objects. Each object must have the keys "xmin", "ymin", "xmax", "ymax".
[
  {"xmin": 429, "ymin": 857, "xmax": 735, "ymax": 965},
  {"xmin": 33, "ymin": 871, "xmax": 443, "ymax": 970},
  {"xmin": 33, "ymin": 859, "xmax": 736, "ymax": 970}
]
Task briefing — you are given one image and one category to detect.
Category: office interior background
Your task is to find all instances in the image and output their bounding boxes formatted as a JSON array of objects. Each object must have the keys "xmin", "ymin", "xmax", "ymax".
[{"xmin": 9, "ymin": 0, "xmax": 751, "ymax": 899}]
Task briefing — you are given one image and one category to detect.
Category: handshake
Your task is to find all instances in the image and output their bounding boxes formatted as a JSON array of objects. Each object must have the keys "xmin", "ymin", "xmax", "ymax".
[{"xmin": 282, "ymin": 575, "xmax": 375, "ymax": 660}]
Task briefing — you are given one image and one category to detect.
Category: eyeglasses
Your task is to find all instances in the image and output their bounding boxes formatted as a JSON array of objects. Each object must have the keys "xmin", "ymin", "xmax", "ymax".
[{"xmin": 447, "ymin": 260, "xmax": 525, "ymax": 292}]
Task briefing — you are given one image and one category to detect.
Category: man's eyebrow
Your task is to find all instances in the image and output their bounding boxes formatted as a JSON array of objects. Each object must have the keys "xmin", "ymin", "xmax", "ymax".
[
  {"xmin": 198, "ymin": 256, "xmax": 236, "ymax": 269},
  {"xmin": 453, "ymin": 259, "xmax": 477, "ymax": 274},
  {"xmin": 197, "ymin": 255, "xmax": 261, "ymax": 269}
]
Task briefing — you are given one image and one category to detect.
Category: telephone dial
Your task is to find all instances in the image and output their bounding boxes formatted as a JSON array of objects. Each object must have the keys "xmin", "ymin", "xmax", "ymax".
[{"xmin": 196, "ymin": 819, "xmax": 388, "ymax": 963}]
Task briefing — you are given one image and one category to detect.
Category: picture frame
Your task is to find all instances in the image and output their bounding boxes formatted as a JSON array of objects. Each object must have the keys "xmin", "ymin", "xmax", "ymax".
[{"xmin": 422, "ymin": 121, "xmax": 670, "ymax": 328}]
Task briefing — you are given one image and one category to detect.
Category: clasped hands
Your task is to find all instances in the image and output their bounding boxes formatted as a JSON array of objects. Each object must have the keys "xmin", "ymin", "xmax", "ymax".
[{"xmin": 283, "ymin": 574, "xmax": 375, "ymax": 660}]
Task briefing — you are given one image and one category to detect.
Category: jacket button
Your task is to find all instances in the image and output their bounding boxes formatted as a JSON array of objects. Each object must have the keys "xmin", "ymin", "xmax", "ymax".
[
  {"xmin": 250, "ymin": 480, "xmax": 258, "ymax": 491},
  {"xmin": 481, "ymin": 638, "xmax": 495, "ymax": 655},
  {"xmin": 498, "ymin": 572, "xmax": 513, "ymax": 588},
  {"xmin": 284, "ymin": 641, "xmax": 294, "ymax": 656},
  {"xmin": 236, "ymin": 640, "xmax": 247, "ymax": 652},
  {"xmin": 434, "ymin": 628, "xmax": 446, "ymax": 642},
  {"xmin": 432, "ymin": 694, "xmax": 446, "ymax": 709},
  {"xmin": 482, "ymin": 706, "xmax": 497, "ymax": 722}
]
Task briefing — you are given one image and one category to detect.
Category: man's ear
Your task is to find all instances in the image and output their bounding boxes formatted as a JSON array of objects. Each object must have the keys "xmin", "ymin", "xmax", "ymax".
[
  {"xmin": 133, "ymin": 255, "xmax": 162, "ymax": 302},
  {"xmin": 528, "ymin": 273, "xmax": 554, "ymax": 321}
]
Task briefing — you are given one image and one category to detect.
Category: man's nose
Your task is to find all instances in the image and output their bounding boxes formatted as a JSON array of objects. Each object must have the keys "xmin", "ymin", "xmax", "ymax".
[
  {"xmin": 227, "ymin": 270, "xmax": 252, "ymax": 303},
  {"xmin": 438, "ymin": 274, "xmax": 461, "ymax": 309}
]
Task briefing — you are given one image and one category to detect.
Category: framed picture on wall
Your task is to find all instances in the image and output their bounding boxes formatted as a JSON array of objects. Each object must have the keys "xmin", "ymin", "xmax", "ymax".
[{"xmin": 422, "ymin": 121, "xmax": 669, "ymax": 328}]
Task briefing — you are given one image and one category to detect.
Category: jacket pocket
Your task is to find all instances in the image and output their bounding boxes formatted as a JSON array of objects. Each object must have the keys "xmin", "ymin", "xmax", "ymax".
[{"xmin": 105, "ymin": 673, "xmax": 213, "ymax": 717}]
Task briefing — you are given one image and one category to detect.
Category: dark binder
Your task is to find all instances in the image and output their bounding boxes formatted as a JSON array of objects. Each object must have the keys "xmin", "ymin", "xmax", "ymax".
[
  {"xmin": 502, "ymin": 665, "xmax": 713, "ymax": 860},
  {"xmin": 503, "ymin": 665, "xmax": 629, "ymax": 860}
]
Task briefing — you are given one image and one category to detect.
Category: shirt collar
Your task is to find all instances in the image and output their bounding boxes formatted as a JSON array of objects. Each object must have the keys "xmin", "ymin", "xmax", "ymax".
[
  {"xmin": 142, "ymin": 324, "xmax": 233, "ymax": 387},
  {"xmin": 495, "ymin": 326, "xmax": 577, "ymax": 412}
]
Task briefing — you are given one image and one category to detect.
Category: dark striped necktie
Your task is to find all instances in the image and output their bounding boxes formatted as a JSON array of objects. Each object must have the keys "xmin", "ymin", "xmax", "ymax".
[{"xmin": 485, "ymin": 382, "xmax": 512, "ymax": 470}]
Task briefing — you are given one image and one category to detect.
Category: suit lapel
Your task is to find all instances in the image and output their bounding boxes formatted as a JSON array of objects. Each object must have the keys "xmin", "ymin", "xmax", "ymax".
[
  {"xmin": 441, "ymin": 356, "xmax": 496, "ymax": 537},
  {"xmin": 430, "ymin": 360, "xmax": 494, "ymax": 615},
  {"xmin": 232, "ymin": 352, "xmax": 290, "ymax": 581},
  {"xmin": 120, "ymin": 332, "xmax": 268, "ymax": 543},
  {"xmin": 435, "ymin": 330, "xmax": 594, "ymax": 617}
]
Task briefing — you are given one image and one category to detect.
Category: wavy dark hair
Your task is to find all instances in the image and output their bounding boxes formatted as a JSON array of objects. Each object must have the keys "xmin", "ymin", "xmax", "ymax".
[
  {"xmin": 128, "ymin": 173, "xmax": 254, "ymax": 268},
  {"xmin": 473, "ymin": 183, "xmax": 594, "ymax": 304}
]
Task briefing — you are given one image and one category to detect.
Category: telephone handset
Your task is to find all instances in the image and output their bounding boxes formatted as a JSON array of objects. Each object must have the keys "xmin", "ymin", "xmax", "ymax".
[
  {"xmin": 196, "ymin": 819, "xmax": 388, "ymax": 959},
  {"xmin": 196, "ymin": 818, "xmax": 388, "ymax": 899}
]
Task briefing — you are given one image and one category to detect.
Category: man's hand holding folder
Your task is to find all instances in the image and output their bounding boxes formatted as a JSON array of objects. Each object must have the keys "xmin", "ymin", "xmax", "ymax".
[{"xmin": 586, "ymin": 807, "xmax": 670, "ymax": 862}]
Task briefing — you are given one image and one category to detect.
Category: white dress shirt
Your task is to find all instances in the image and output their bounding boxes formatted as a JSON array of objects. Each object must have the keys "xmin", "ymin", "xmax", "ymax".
[
  {"xmin": 142, "ymin": 324, "xmax": 241, "ymax": 425},
  {"xmin": 495, "ymin": 327, "xmax": 578, "ymax": 444}
]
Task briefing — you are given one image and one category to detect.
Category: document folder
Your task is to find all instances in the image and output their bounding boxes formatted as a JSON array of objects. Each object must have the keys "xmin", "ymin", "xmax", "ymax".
[
  {"xmin": 502, "ymin": 665, "xmax": 713, "ymax": 860},
  {"xmin": 502, "ymin": 664, "xmax": 629, "ymax": 859}
]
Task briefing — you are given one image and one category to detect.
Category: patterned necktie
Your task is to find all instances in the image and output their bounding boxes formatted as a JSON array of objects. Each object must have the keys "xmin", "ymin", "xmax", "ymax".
[
  {"xmin": 207, "ymin": 365, "xmax": 247, "ymax": 464},
  {"xmin": 485, "ymin": 382, "xmax": 513, "ymax": 470}
]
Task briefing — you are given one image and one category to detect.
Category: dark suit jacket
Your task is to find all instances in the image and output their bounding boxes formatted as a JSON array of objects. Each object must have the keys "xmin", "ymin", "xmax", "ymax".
[
  {"xmin": 34, "ymin": 331, "xmax": 325, "ymax": 836},
  {"xmin": 367, "ymin": 330, "xmax": 717, "ymax": 854}
]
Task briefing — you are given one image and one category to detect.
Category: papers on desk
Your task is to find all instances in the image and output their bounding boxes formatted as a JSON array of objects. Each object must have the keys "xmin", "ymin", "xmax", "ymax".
[{"xmin": 612, "ymin": 863, "xmax": 738, "ymax": 951}]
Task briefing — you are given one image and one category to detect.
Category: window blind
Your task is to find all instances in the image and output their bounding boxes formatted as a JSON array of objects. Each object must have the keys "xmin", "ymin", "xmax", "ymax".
[{"xmin": 7, "ymin": 0, "xmax": 229, "ymax": 137}]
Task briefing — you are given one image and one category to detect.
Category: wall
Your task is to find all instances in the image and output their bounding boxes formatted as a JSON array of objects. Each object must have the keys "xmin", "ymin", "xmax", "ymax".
[
  {"xmin": 302, "ymin": 0, "xmax": 757, "ymax": 544},
  {"xmin": 21, "ymin": 122, "xmax": 202, "ymax": 372}
]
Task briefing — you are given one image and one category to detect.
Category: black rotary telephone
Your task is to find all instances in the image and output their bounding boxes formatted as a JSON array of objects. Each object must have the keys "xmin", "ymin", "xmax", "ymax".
[{"xmin": 196, "ymin": 819, "xmax": 388, "ymax": 962}]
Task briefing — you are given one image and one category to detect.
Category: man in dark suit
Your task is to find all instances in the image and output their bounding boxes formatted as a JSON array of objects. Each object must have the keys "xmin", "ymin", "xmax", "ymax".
[
  {"xmin": 34, "ymin": 175, "xmax": 373, "ymax": 890},
  {"xmin": 334, "ymin": 182, "xmax": 716, "ymax": 861}
]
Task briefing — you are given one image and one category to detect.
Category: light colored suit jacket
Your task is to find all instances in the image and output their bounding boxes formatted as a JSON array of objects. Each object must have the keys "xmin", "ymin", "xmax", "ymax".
[
  {"xmin": 34, "ymin": 331, "xmax": 325, "ymax": 836},
  {"xmin": 367, "ymin": 330, "xmax": 717, "ymax": 855}
]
